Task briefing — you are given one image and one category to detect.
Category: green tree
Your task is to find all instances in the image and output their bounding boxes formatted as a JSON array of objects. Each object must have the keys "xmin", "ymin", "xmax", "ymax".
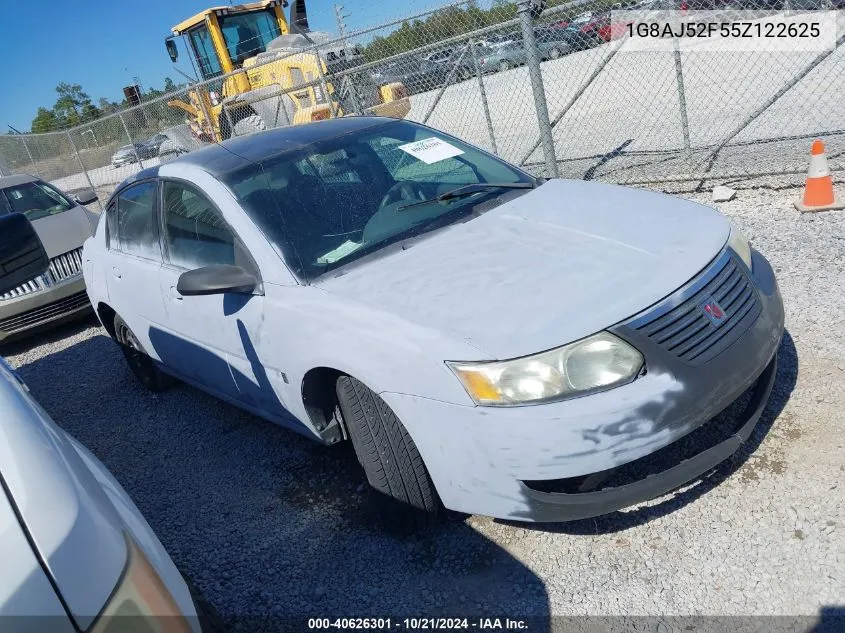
[
  {"xmin": 31, "ymin": 107, "xmax": 60, "ymax": 133},
  {"xmin": 53, "ymin": 82, "xmax": 95, "ymax": 127},
  {"xmin": 164, "ymin": 77, "xmax": 177, "ymax": 92}
]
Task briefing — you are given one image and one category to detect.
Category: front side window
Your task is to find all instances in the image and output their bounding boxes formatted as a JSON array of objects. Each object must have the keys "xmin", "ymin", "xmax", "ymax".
[
  {"xmin": 162, "ymin": 181, "xmax": 236, "ymax": 270},
  {"xmin": 189, "ymin": 25, "xmax": 223, "ymax": 79},
  {"xmin": 224, "ymin": 120, "xmax": 536, "ymax": 281},
  {"xmin": 114, "ymin": 182, "xmax": 160, "ymax": 260},
  {"xmin": 1, "ymin": 180, "xmax": 73, "ymax": 221},
  {"xmin": 219, "ymin": 10, "xmax": 281, "ymax": 64}
]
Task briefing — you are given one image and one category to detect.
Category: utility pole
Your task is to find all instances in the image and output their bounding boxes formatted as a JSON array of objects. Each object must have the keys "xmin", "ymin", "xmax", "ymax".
[
  {"xmin": 334, "ymin": 4, "xmax": 349, "ymax": 42},
  {"xmin": 334, "ymin": 3, "xmax": 363, "ymax": 114}
]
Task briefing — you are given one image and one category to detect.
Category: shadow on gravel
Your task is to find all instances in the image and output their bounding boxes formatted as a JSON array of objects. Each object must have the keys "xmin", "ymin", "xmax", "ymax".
[
  {"xmin": 13, "ymin": 331, "xmax": 551, "ymax": 632},
  {"xmin": 503, "ymin": 330, "xmax": 798, "ymax": 536},
  {"xmin": 810, "ymin": 606, "xmax": 845, "ymax": 633}
]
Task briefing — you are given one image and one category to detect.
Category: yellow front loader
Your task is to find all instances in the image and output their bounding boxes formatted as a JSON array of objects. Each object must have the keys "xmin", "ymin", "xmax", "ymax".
[{"xmin": 165, "ymin": 0, "xmax": 410, "ymax": 142}]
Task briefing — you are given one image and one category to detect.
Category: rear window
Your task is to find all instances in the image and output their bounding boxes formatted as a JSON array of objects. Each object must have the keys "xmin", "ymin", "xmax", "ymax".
[{"xmin": 0, "ymin": 180, "xmax": 73, "ymax": 221}]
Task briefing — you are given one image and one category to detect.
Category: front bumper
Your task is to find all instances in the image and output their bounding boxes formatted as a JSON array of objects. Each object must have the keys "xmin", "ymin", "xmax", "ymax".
[
  {"xmin": 382, "ymin": 248, "xmax": 784, "ymax": 521},
  {"xmin": 0, "ymin": 277, "xmax": 91, "ymax": 342}
]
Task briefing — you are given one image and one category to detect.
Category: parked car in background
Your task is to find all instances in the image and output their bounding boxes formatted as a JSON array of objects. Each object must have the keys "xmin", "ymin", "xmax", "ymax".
[
  {"xmin": 423, "ymin": 47, "xmax": 456, "ymax": 64},
  {"xmin": 84, "ymin": 117, "xmax": 783, "ymax": 532},
  {"xmin": 112, "ymin": 143, "xmax": 156, "ymax": 168},
  {"xmin": 0, "ymin": 212, "xmax": 201, "ymax": 632},
  {"xmin": 478, "ymin": 32, "xmax": 571, "ymax": 73},
  {"xmin": 141, "ymin": 133, "xmax": 171, "ymax": 157},
  {"xmin": 371, "ymin": 58, "xmax": 451, "ymax": 95},
  {"xmin": 0, "ymin": 175, "xmax": 98, "ymax": 342},
  {"xmin": 159, "ymin": 137, "xmax": 191, "ymax": 158},
  {"xmin": 478, "ymin": 41, "xmax": 527, "ymax": 73},
  {"xmin": 486, "ymin": 30, "xmax": 522, "ymax": 49}
]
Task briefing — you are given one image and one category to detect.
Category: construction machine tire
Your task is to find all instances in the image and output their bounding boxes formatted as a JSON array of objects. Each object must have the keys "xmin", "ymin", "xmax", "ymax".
[
  {"xmin": 218, "ymin": 108, "xmax": 266, "ymax": 140},
  {"xmin": 233, "ymin": 114, "xmax": 267, "ymax": 137}
]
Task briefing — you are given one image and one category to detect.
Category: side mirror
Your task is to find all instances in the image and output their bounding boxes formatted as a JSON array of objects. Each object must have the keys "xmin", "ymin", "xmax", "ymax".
[
  {"xmin": 0, "ymin": 213, "xmax": 50, "ymax": 296},
  {"xmin": 176, "ymin": 265, "xmax": 258, "ymax": 297},
  {"xmin": 73, "ymin": 189, "xmax": 99, "ymax": 206},
  {"xmin": 165, "ymin": 37, "xmax": 179, "ymax": 63}
]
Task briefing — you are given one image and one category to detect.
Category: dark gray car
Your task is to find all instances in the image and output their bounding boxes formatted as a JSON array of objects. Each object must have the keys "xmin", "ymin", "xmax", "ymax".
[{"xmin": 0, "ymin": 175, "xmax": 98, "ymax": 342}]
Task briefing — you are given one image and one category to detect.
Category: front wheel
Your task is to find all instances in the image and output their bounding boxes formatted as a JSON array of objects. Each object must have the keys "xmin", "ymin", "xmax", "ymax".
[
  {"xmin": 114, "ymin": 314, "xmax": 174, "ymax": 392},
  {"xmin": 336, "ymin": 376, "xmax": 441, "ymax": 533},
  {"xmin": 549, "ymin": 46, "xmax": 563, "ymax": 59},
  {"xmin": 498, "ymin": 60, "xmax": 511, "ymax": 72}
]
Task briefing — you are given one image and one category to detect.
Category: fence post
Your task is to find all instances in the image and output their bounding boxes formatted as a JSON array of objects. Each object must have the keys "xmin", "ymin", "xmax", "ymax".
[
  {"xmin": 672, "ymin": 36, "xmax": 691, "ymax": 152},
  {"xmin": 118, "ymin": 113, "xmax": 144, "ymax": 169},
  {"xmin": 67, "ymin": 131, "xmax": 102, "ymax": 211},
  {"xmin": 470, "ymin": 40, "xmax": 498, "ymax": 156},
  {"xmin": 517, "ymin": 0, "xmax": 559, "ymax": 178},
  {"xmin": 19, "ymin": 136, "xmax": 40, "ymax": 177}
]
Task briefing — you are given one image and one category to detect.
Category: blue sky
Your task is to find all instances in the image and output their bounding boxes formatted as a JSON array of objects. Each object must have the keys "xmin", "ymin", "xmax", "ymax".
[{"xmin": 0, "ymin": 0, "xmax": 434, "ymax": 132}]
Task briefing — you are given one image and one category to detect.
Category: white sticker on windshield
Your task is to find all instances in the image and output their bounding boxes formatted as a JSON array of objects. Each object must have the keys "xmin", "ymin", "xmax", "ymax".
[
  {"xmin": 317, "ymin": 240, "xmax": 363, "ymax": 264},
  {"xmin": 398, "ymin": 137, "xmax": 464, "ymax": 165}
]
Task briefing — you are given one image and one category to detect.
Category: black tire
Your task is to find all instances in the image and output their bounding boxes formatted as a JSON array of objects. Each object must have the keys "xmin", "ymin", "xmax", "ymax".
[
  {"xmin": 498, "ymin": 60, "xmax": 511, "ymax": 72},
  {"xmin": 549, "ymin": 46, "xmax": 562, "ymax": 60},
  {"xmin": 218, "ymin": 107, "xmax": 265, "ymax": 140},
  {"xmin": 113, "ymin": 314, "xmax": 174, "ymax": 392},
  {"xmin": 336, "ymin": 375, "xmax": 440, "ymax": 533}
]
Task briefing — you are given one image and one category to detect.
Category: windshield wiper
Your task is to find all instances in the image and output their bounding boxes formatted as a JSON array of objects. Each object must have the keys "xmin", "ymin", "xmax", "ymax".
[{"xmin": 398, "ymin": 182, "xmax": 535, "ymax": 211}]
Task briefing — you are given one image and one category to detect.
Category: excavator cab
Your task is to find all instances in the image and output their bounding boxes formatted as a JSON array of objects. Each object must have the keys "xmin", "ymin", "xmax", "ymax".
[{"xmin": 165, "ymin": 0, "xmax": 410, "ymax": 141}]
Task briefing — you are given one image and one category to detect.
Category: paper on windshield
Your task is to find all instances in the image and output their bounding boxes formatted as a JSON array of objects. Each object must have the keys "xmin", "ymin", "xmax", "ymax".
[
  {"xmin": 398, "ymin": 137, "xmax": 464, "ymax": 165},
  {"xmin": 317, "ymin": 240, "xmax": 363, "ymax": 264}
]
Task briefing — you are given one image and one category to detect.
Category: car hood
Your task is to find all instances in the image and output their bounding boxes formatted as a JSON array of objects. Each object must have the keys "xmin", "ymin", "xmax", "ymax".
[
  {"xmin": 32, "ymin": 206, "xmax": 95, "ymax": 258},
  {"xmin": 314, "ymin": 179, "xmax": 730, "ymax": 359}
]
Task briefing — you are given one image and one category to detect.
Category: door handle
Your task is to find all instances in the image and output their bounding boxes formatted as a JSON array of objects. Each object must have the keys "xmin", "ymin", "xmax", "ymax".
[
  {"xmin": 169, "ymin": 285, "xmax": 183, "ymax": 301},
  {"xmin": 112, "ymin": 267, "xmax": 122, "ymax": 279}
]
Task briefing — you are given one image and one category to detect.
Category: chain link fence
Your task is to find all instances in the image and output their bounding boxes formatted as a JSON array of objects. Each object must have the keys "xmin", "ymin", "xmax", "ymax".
[{"xmin": 1, "ymin": 0, "xmax": 843, "ymax": 201}]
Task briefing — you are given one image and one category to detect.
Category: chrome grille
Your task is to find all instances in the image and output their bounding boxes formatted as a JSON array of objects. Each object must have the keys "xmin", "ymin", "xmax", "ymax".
[
  {"xmin": 632, "ymin": 253, "xmax": 762, "ymax": 366},
  {"xmin": 0, "ymin": 247, "xmax": 84, "ymax": 300}
]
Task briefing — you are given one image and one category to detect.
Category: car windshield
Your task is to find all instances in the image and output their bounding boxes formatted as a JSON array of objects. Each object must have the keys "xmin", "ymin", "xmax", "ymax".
[
  {"xmin": 224, "ymin": 120, "xmax": 537, "ymax": 281},
  {"xmin": 1, "ymin": 180, "xmax": 74, "ymax": 221}
]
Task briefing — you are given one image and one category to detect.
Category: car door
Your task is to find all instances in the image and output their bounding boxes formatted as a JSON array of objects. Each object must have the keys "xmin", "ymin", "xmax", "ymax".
[
  {"xmin": 102, "ymin": 181, "xmax": 167, "ymax": 356},
  {"xmin": 154, "ymin": 178, "xmax": 287, "ymax": 418}
]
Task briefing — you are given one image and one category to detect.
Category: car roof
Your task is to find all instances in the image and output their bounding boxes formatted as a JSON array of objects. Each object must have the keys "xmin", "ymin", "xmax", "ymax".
[
  {"xmin": 0, "ymin": 174, "xmax": 38, "ymax": 188},
  {"xmin": 168, "ymin": 116, "xmax": 397, "ymax": 178}
]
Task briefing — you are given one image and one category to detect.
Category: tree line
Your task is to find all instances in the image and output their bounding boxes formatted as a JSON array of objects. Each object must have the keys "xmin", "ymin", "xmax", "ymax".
[
  {"xmin": 29, "ymin": 78, "xmax": 183, "ymax": 134},
  {"xmin": 360, "ymin": 0, "xmax": 577, "ymax": 62}
]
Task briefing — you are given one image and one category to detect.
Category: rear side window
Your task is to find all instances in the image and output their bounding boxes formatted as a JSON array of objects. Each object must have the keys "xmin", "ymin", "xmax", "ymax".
[
  {"xmin": 110, "ymin": 181, "xmax": 161, "ymax": 260},
  {"xmin": 162, "ymin": 181, "xmax": 236, "ymax": 269}
]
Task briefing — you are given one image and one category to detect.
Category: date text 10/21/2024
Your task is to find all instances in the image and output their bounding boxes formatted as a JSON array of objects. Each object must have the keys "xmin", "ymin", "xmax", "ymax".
[{"xmin": 307, "ymin": 618, "xmax": 530, "ymax": 630}]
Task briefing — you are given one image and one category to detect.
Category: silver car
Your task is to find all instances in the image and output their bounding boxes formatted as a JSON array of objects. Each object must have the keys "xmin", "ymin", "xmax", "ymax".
[{"xmin": 0, "ymin": 175, "xmax": 98, "ymax": 342}]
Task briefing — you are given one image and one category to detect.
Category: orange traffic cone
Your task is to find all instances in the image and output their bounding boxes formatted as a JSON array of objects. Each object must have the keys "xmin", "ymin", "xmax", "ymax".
[{"xmin": 794, "ymin": 139, "xmax": 844, "ymax": 213}]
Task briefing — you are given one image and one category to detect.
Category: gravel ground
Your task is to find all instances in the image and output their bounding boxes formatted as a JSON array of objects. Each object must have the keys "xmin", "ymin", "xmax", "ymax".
[{"xmin": 3, "ymin": 183, "xmax": 844, "ymax": 632}]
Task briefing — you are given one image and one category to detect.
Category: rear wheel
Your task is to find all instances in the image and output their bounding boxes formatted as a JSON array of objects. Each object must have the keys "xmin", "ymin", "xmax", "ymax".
[
  {"xmin": 549, "ymin": 46, "xmax": 563, "ymax": 59},
  {"xmin": 113, "ymin": 315, "xmax": 173, "ymax": 392},
  {"xmin": 336, "ymin": 375, "xmax": 440, "ymax": 533},
  {"xmin": 498, "ymin": 60, "xmax": 511, "ymax": 72}
]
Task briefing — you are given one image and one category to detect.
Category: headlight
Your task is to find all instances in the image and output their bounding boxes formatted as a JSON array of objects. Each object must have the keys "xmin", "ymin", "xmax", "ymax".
[
  {"xmin": 447, "ymin": 332, "xmax": 644, "ymax": 406},
  {"xmin": 727, "ymin": 225, "xmax": 752, "ymax": 270},
  {"xmin": 91, "ymin": 535, "xmax": 193, "ymax": 633}
]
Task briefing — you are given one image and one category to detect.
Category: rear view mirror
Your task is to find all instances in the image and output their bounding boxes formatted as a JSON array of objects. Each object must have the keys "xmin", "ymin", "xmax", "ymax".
[
  {"xmin": 73, "ymin": 189, "xmax": 99, "ymax": 206},
  {"xmin": 177, "ymin": 265, "xmax": 258, "ymax": 297},
  {"xmin": 0, "ymin": 213, "xmax": 49, "ymax": 295},
  {"xmin": 165, "ymin": 37, "xmax": 179, "ymax": 63}
]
